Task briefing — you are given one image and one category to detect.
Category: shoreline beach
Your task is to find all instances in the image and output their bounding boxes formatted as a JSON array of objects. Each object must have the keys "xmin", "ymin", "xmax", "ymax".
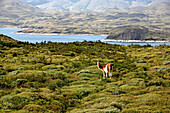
[{"xmin": 101, "ymin": 39, "xmax": 169, "ymax": 43}]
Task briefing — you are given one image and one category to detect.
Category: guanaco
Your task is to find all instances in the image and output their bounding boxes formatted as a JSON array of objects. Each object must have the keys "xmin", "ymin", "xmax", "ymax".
[{"xmin": 97, "ymin": 60, "xmax": 113, "ymax": 79}]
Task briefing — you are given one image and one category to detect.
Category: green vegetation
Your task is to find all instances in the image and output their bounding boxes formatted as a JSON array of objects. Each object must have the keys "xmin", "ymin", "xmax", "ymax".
[{"xmin": 0, "ymin": 34, "xmax": 169, "ymax": 112}]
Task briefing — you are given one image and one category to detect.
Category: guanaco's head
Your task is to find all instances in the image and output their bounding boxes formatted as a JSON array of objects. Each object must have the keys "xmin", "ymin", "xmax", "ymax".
[
  {"xmin": 97, "ymin": 59, "xmax": 100, "ymax": 63},
  {"xmin": 97, "ymin": 59, "xmax": 101, "ymax": 67}
]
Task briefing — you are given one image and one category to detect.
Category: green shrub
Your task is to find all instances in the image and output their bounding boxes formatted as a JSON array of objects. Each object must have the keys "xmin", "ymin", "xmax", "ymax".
[
  {"xmin": 68, "ymin": 99, "xmax": 80, "ymax": 107},
  {"xmin": 146, "ymin": 78, "xmax": 164, "ymax": 86},
  {"xmin": 78, "ymin": 77, "xmax": 90, "ymax": 81},
  {"xmin": 128, "ymin": 78, "xmax": 145, "ymax": 86},
  {"xmin": 111, "ymin": 102, "xmax": 125, "ymax": 111},
  {"xmin": 3, "ymin": 65, "xmax": 19, "ymax": 72},
  {"xmin": 13, "ymin": 89, "xmax": 22, "ymax": 94},
  {"xmin": 47, "ymin": 100, "xmax": 64, "ymax": 112},
  {"xmin": 42, "ymin": 65, "xmax": 65, "ymax": 71},
  {"xmin": 15, "ymin": 79, "xmax": 27, "ymax": 87},
  {"xmin": 47, "ymin": 71, "xmax": 68, "ymax": 80},
  {"xmin": 77, "ymin": 70, "xmax": 90, "ymax": 75},
  {"xmin": 122, "ymin": 108, "xmax": 143, "ymax": 113},
  {"xmin": 102, "ymin": 87, "xmax": 120, "ymax": 95},
  {"xmin": 119, "ymin": 84, "xmax": 139, "ymax": 93},
  {"xmin": 61, "ymin": 89, "xmax": 81, "ymax": 100},
  {"xmin": 0, "ymin": 95, "xmax": 29, "ymax": 110},
  {"xmin": 17, "ymin": 71, "xmax": 47, "ymax": 83},
  {"xmin": 48, "ymin": 79, "xmax": 65, "ymax": 90},
  {"xmin": 104, "ymin": 109, "xmax": 120, "ymax": 113},
  {"xmin": 0, "ymin": 66, "xmax": 5, "ymax": 75},
  {"xmin": 13, "ymin": 52, "xmax": 18, "ymax": 57},
  {"xmin": 77, "ymin": 73, "xmax": 92, "ymax": 77},
  {"xmin": 22, "ymin": 104, "xmax": 46, "ymax": 113},
  {"xmin": 79, "ymin": 89, "xmax": 93, "ymax": 97}
]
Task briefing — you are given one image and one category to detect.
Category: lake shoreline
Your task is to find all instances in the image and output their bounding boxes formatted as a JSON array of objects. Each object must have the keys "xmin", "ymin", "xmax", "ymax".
[
  {"xmin": 15, "ymin": 32, "xmax": 107, "ymax": 36},
  {"xmin": 101, "ymin": 39, "xmax": 169, "ymax": 43},
  {"xmin": 2, "ymin": 27, "xmax": 170, "ymax": 43},
  {"xmin": 1, "ymin": 28, "xmax": 170, "ymax": 46}
]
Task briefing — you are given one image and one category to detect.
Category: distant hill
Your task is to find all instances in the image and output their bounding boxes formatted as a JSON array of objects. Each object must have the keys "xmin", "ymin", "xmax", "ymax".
[
  {"xmin": 0, "ymin": 0, "xmax": 43, "ymax": 27},
  {"xmin": 19, "ymin": 0, "xmax": 163, "ymax": 11},
  {"xmin": 0, "ymin": 0, "xmax": 41, "ymax": 16},
  {"xmin": 106, "ymin": 26, "xmax": 149, "ymax": 40},
  {"xmin": 106, "ymin": 26, "xmax": 169, "ymax": 41}
]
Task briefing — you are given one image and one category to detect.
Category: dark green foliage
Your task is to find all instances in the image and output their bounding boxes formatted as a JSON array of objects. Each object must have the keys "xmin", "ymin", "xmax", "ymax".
[{"xmin": 22, "ymin": 104, "xmax": 47, "ymax": 112}]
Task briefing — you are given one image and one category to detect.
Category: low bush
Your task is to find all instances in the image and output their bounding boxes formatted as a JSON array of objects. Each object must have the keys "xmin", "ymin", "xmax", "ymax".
[
  {"xmin": 48, "ymin": 79, "xmax": 65, "ymax": 90},
  {"xmin": 111, "ymin": 102, "xmax": 125, "ymax": 111},
  {"xmin": 22, "ymin": 104, "xmax": 47, "ymax": 113}
]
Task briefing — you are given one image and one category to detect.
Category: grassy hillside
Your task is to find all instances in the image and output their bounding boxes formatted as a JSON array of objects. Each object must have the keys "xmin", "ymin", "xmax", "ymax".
[{"xmin": 0, "ymin": 35, "xmax": 170, "ymax": 112}]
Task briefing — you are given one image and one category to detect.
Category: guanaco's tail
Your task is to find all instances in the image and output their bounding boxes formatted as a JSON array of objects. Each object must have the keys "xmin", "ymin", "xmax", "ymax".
[{"xmin": 110, "ymin": 64, "xmax": 113, "ymax": 71}]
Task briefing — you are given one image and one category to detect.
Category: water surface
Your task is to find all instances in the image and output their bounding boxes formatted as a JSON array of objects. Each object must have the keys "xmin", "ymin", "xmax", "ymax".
[{"xmin": 0, "ymin": 28, "xmax": 169, "ymax": 46}]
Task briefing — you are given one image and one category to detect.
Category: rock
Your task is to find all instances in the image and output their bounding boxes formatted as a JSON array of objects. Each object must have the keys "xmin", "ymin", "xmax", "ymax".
[
  {"xmin": 8, "ymin": 70, "xmax": 19, "ymax": 76},
  {"xmin": 164, "ymin": 61, "xmax": 170, "ymax": 65},
  {"xmin": 158, "ymin": 67, "xmax": 167, "ymax": 71},
  {"xmin": 106, "ymin": 26, "xmax": 149, "ymax": 40}
]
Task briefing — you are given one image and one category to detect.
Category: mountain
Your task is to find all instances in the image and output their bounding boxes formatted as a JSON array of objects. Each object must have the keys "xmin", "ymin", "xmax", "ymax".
[
  {"xmin": 19, "ymin": 0, "xmax": 50, "ymax": 5},
  {"xmin": 19, "ymin": 0, "xmax": 80, "ymax": 6},
  {"xmin": 0, "ymin": 0, "xmax": 41, "ymax": 17},
  {"xmin": 0, "ymin": 0, "xmax": 42, "ymax": 27},
  {"xmin": 37, "ymin": 0, "xmax": 75, "ymax": 10},
  {"xmin": 19, "ymin": 0, "xmax": 162, "ymax": 11},
  {"xmin": 129, "ymin": 1, "xmax": 170, "ymax": 31},
  {"xmin": 145, "ymin": 1, "xmax": 170, "ymax": 13},
  {"xmin": 70, "ymin": 0, "xmax": 129, "ymax": 11}
]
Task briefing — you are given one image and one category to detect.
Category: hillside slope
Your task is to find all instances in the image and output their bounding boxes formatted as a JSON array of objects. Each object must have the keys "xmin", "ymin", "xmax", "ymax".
[
  {"xmin": 105, "ymin": 26, "xmax": 170, "ymax": 41},
  {"xmin": 30, "ymin": 0, "xmax": 161, "ymax": 11},
  {"xmin": 0, "ymin": 35, "xmax": 169, "ymax": 112},
  {"xmin": 37, "ymin": 0, "xmax": 74, "ymax": 10},
  {"xmin": 106, "ymin": 26, "xmax": 149, "ymax": 40},
  {"xmin": 0, "ymin": 0, "xmax": 43, "ymax": 27},
  {"xmin": 0, "ymin": 0, "xmax": 41, "ymax": 16}
]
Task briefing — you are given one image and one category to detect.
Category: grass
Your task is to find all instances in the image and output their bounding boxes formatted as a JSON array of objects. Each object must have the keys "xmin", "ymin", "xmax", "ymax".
[{"xmin": 0, "ymin": 34, "xmax": 169, "ymax": 112}]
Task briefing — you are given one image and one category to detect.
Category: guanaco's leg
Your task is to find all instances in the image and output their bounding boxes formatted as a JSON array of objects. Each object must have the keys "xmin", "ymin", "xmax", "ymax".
[
  {"xmin": 103, "ymin": 71, "xmax": 105, "ymax": 78},
  {"xmin": 109, "ymin": 72, "xmax": 112, "ymax": 79},
  {"xmin": 106, "ymin": 72, "xmax": 108, "ymax": 78},
  {"xmin": 109, "ymin": 65, "xmax": 112, "ymax": 79}
]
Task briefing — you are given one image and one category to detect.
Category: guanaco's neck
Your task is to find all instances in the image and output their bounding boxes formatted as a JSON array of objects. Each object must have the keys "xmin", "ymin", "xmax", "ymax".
[{"xmin": 97, "ymin": 61, "xmax": 103, "ymax": 70}]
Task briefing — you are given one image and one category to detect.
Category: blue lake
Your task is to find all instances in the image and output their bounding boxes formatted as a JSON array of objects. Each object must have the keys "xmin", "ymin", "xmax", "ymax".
[{"xmin": 0, "ymin": 28, "xmax": 169, "ymax": 46}]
